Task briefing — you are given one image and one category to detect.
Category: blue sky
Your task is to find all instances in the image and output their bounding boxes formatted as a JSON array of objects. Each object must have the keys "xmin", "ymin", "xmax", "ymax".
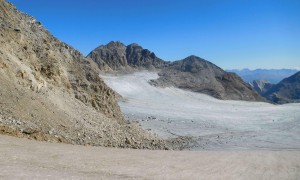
[{"xmin": 8, "ymin": 0, "xmax": 300, "ymax": 70}]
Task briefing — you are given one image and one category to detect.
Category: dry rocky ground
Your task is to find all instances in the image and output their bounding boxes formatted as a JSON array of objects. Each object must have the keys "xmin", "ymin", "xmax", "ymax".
[{"xmin": 1, "ymin": 135, "xmax": 300, "ymax": 179}]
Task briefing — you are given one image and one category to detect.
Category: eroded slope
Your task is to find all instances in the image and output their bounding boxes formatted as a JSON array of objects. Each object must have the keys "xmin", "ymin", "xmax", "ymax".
[{"xmin": 0, "ymin": 0, "xmax": 170, "ymax": 149}]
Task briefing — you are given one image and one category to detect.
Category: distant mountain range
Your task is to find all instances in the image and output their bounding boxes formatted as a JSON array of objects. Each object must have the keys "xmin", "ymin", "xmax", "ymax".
[
  {"xmin": 87, "ymin": 41, "xmax": 264, "ymax": 102},
  {"xmin": 227, "ymin": 69, "xmax": 298, "ymax": 84}
]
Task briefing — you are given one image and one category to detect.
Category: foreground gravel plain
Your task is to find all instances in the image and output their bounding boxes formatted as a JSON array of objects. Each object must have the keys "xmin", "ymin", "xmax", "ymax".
[{"xmin": 1, "ymin": 135, "xmax": 300, "ymax": 179}]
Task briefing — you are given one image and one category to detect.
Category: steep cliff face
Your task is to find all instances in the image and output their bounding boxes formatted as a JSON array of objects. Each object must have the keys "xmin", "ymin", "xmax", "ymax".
[
  {"xmin": 0, "ymin": 0, "xmax": 170, "ymax": 149},
  {"xmin": 263, "ymin": 71, "xmax": 300, "ymax": 104},
  {"xmin": 87, "ymin": 41, "xmax": 167, "ymax": 72},
  {"xmin": 150, "ymin": 56, "xmax": 264, "ymax": 101}
]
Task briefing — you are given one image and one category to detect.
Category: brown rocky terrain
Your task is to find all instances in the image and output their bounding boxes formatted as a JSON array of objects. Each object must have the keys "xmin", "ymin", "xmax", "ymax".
[
  {"xmin": 0, "ymin": 0, "xmax": 174, "ymax": 149},
  {"xmin": 263, "ymin": 71, "xmax": 300, "ymax": 104}
]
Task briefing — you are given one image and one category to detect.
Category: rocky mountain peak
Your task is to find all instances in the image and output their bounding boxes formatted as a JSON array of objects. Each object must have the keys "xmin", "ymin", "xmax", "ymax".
[
  {"xmin": 106, "ymin": 41, "xmax": 126, "ymax": 48},
  {"xmin": 87, "ymin": 42, "xmax": 166, "ymax": 71},
  {"xmin": 174, "ymin": 55, "xmax": 223, "ymax": 74},
  {"xmin": 181, "ymin": 55, "xmax": 206, "ymax": 65},
  {"xmin": 150, "ymin": 55, "xmax": 264, "ymax": 101},
  {"xmin": 184, "ymin": 55, "xmax": 204, "ymax": 61},
  {"xmin": 128, "ymin": 43, "xmax": 141, "ymax": 47}
]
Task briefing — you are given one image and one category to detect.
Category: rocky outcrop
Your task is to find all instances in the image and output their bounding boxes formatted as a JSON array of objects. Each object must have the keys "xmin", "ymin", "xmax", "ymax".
[
  {"xmin": 86, "ymin": 41, "xmax": 126, "ymax": 71},
  {"xmin": 0, "ymin": 0, "xmax": 172, "ymax": 149},
  {"xmin": 125, "ymin": 43, "xmax": 167, "ymax": 69},
  {"xmin": 263, "ymin": 71, "xmax": 300, "ymax": 104},
  {"xmin": 150, "ymin": 56, "xmax": 264, "ymax": 101},
  {"xmin": 87, "ymin": 41, "xmax": 168, "ymax": 72},
  {"xmin": 251, "ymin": 80, "xmax": 274, "ymax": 95}
]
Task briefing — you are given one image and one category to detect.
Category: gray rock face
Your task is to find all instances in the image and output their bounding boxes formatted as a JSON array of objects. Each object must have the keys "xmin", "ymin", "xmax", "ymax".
[
  {"xmin": 251, "ymin": 80, "xmax": 274, "ymax": 95},
  {"xmin": 263, "ymin": 71, "xmax": 300, "ymax": 104},
  {"xmin": 150, "ymin": 56, "xmax": 264, "ymax": 101},
  {"xmin": 126, "ymin": 43, "xmax": 166, "ymax": 69},
  {"xmin": 87, "ymin": 41, "xmax": 127, "ymax": 71},
  {"xmin": 87, "ymin": 41, "xmax": 167, "ymax": 72}
]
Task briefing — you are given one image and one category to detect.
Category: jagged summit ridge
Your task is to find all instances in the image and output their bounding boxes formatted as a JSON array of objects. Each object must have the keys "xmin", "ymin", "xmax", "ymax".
[{"xmin": 87, "ymin": 41, "xmax": 167, "ymax": 71}]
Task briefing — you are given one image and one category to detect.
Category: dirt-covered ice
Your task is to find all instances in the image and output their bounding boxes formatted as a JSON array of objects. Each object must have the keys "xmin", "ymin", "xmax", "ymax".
[{"xmin": 101, "ymin": 71, "xmax": 300, "ymax": 150}]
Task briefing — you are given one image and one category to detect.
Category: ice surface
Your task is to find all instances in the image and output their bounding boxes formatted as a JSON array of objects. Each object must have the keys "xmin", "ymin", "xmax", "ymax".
[{"xmin": 101, "ymin": 71, "xmax": 300, "ymax": 150}]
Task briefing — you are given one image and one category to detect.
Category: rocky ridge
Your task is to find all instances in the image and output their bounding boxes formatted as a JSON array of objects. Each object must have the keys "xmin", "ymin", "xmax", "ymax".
[
  {"xmin": 87, "ymin": 41, "xmax": 168, "ymax": 72},
  {"xmin": 150, "ymin": 56, "xmax": 264, "ymax": 101}
]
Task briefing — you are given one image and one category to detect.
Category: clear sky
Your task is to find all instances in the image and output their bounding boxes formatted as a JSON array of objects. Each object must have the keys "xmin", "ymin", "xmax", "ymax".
[{"xmin": 8, "ymin": 0, "xmax": 300, "ymax": 70}]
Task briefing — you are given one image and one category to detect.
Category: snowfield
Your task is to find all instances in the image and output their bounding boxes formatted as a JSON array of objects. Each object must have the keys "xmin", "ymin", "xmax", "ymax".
[{"xmin": 101, "ymin": 71, "xmax": 300, "ymax": 150}]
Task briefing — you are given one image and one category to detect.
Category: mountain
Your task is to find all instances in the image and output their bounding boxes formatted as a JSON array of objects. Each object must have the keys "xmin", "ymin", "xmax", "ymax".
[
  {"xmin": 150, "ymin": 56, "xmax": 264, "ymax": 101},
  {"xmin": 227, "ymin": 69, "xmax": 298, "ymax": 84},
  {"xmin": 0, "ymin": 0, "xmax": 169, "ymax": 149},
  {"xmin": 251, "ymin": 80, "xmax": 274, "ymax": 95},
  {"xmin": 87, "ymin": 41, "xmax": 168, "ymax": 72},
  {"xmin": 88, "ymin": 42, "xmax": 264, "ymax": 101},
  {"xmin": 263, "ymin": 71, "xmax": 300, "ymax": 104}
]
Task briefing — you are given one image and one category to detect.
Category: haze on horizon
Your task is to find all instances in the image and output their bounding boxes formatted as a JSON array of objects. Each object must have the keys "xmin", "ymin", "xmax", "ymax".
[{"xmin": 8, "ymin": 0, "xmax": 300, "ymax": 70}]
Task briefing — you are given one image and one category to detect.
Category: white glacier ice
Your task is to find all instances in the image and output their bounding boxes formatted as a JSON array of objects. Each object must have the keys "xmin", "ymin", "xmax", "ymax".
[{"xmin": 101, "ymin": 71, "xmax": 300, "ymax": 150}]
